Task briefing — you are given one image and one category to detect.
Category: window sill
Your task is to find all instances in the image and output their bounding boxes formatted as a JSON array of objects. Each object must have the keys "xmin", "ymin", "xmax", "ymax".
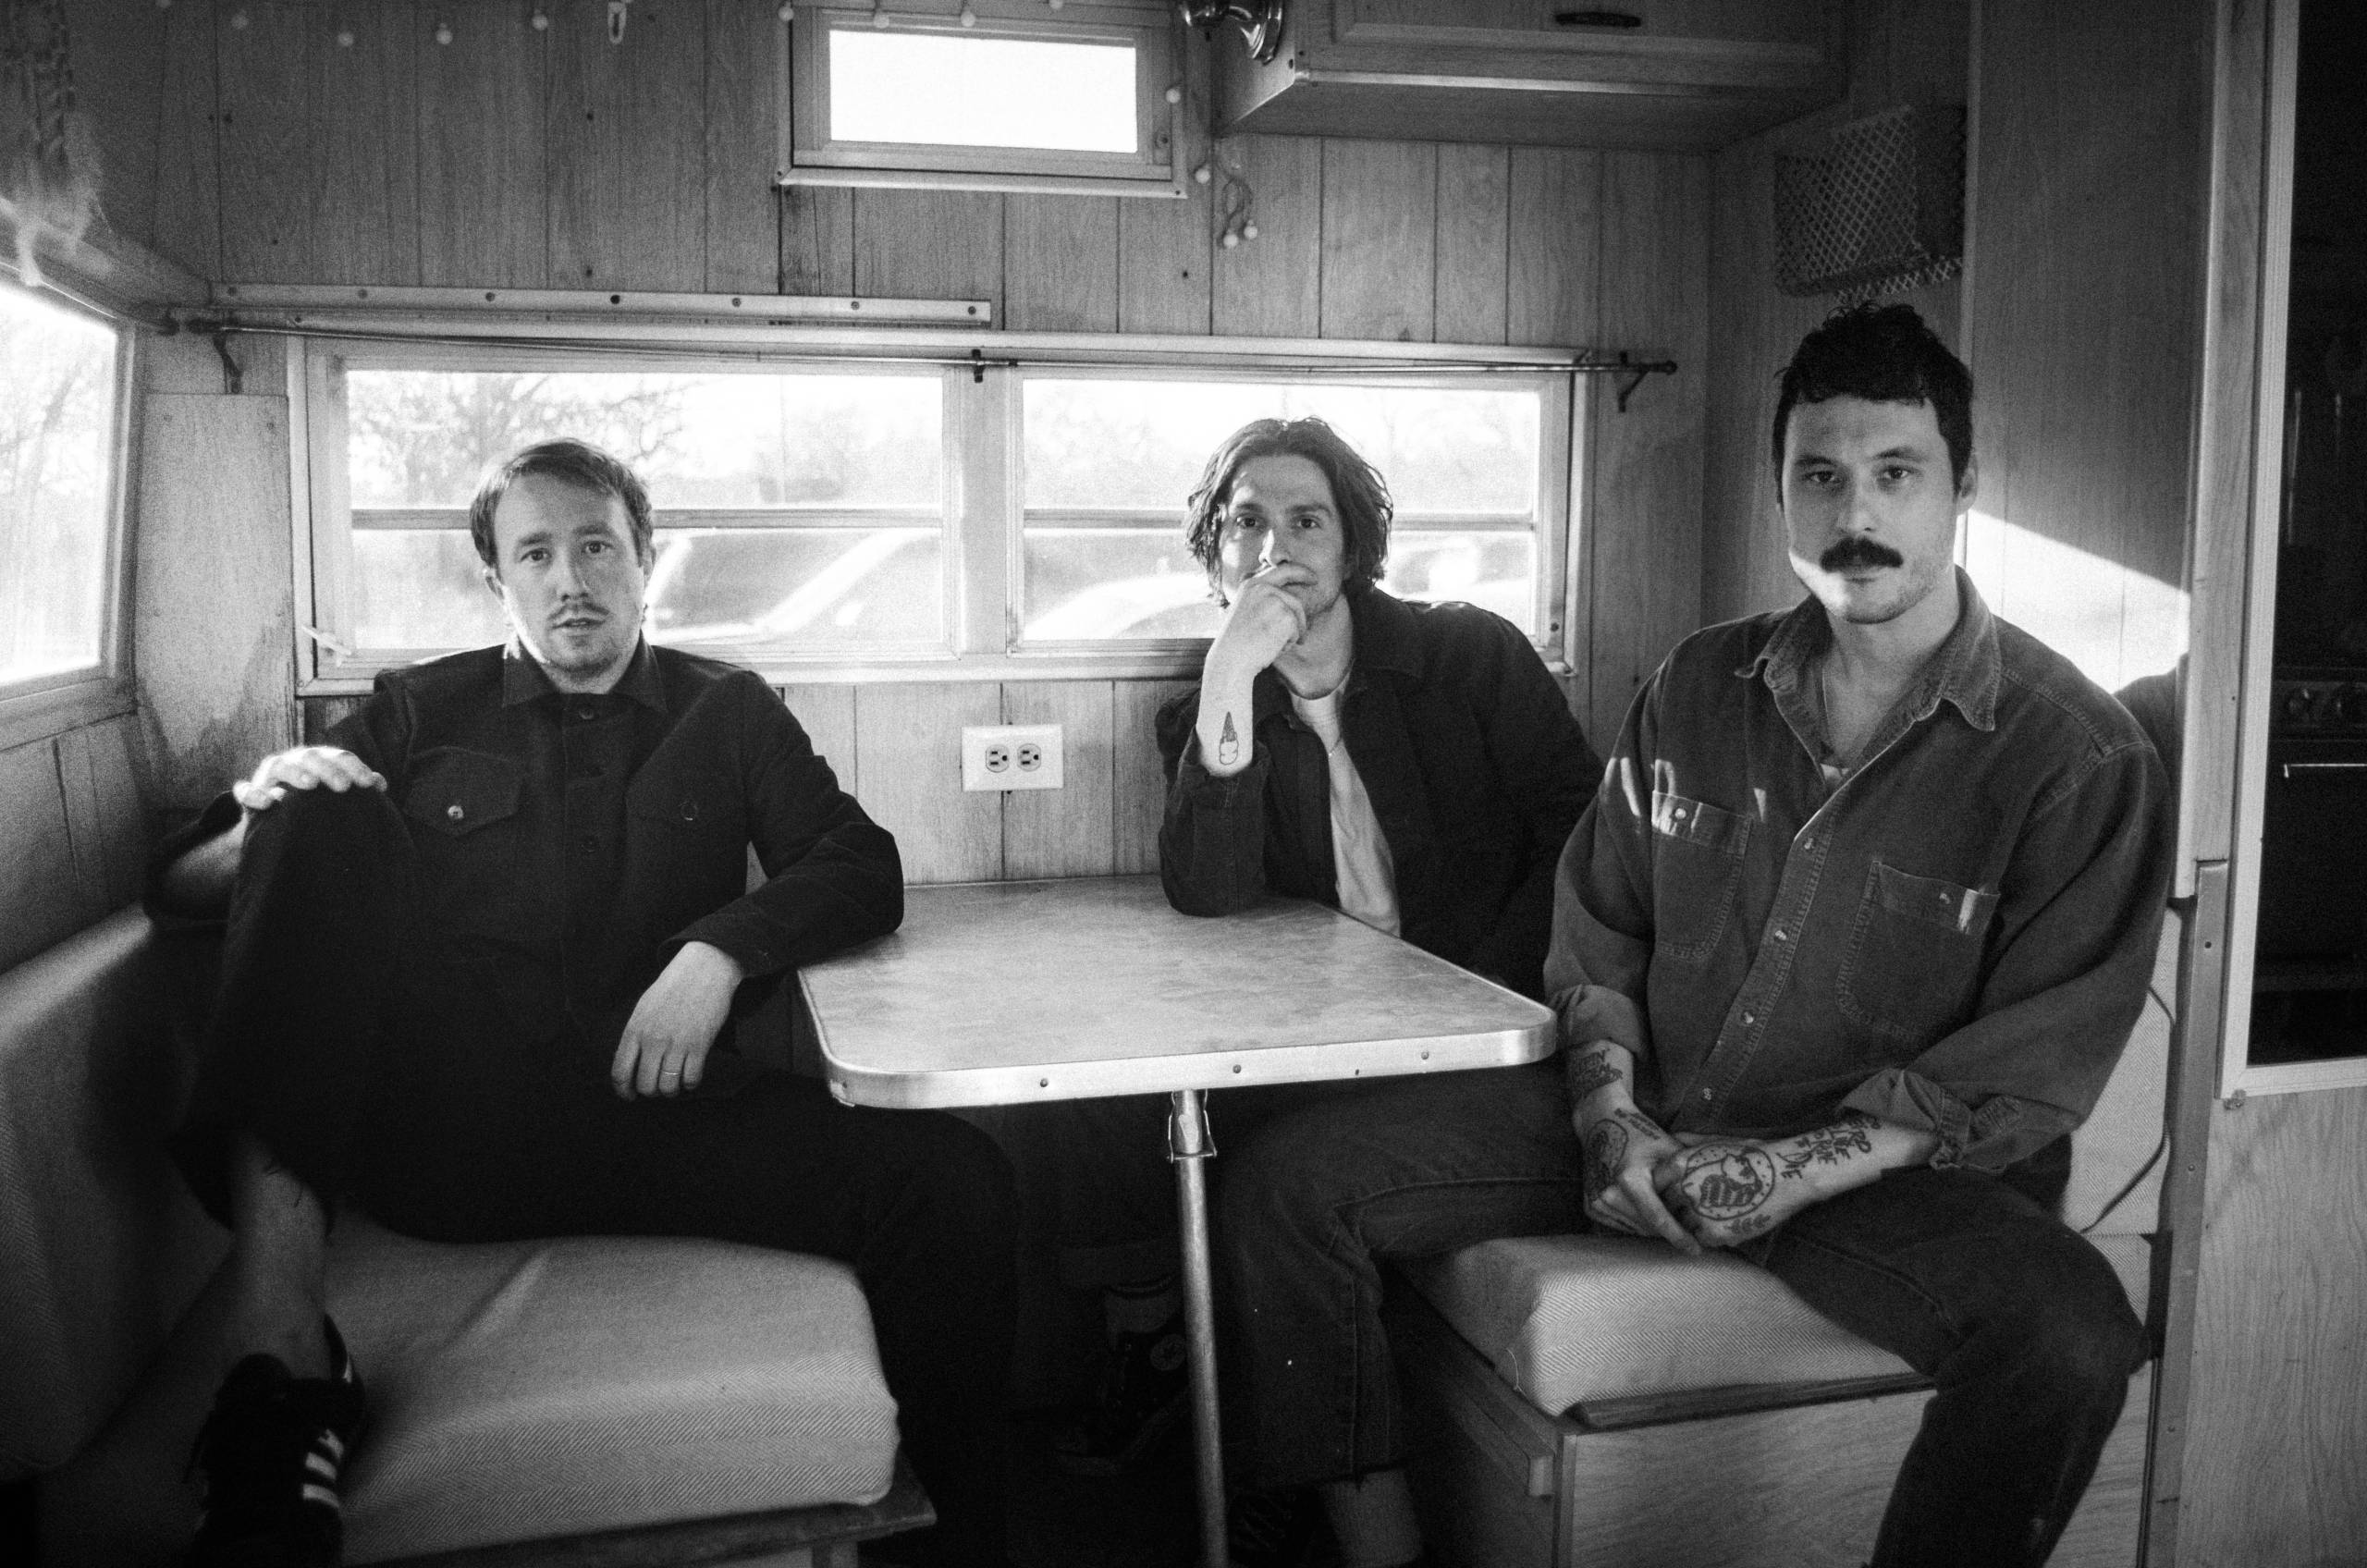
[{"xmin": 0, "ymin": 675, "xmax": 136, "ymax": 753}]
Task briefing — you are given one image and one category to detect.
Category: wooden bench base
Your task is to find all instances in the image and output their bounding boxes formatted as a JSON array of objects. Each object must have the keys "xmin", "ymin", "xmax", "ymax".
[{"xmin": 1392, "ymin": 1288, "xmax": 2152, "ymax": 1568}]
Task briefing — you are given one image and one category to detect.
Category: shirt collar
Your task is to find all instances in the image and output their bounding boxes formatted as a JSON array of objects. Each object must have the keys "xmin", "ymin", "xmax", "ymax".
[
  {"xmin": 1739, "ymin": 567, "xmax": 2001, "ymax": 736},
  {"xmin": 501, "ymin": 636, "xmax": 668, "ymax": 712}
]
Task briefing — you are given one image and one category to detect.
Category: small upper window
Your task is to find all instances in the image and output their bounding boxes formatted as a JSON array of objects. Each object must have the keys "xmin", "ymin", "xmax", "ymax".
[
  {"xmin": 0, "ymin": 280, "xmax": 124, "ymax": 703},
  {"xmin": 783, "ymin": 3, "xmax": 1182, "ymax": 196}
]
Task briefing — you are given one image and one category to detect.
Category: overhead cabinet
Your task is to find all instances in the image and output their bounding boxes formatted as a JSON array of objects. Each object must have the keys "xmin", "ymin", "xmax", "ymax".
[{"xmin": 1212, "ymin": 1, "xmax": 1847, "ymax": 151}]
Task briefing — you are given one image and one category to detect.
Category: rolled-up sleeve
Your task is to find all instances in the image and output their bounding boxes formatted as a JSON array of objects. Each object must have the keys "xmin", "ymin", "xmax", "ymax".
[
  {"xmin": 1543, "ymin": 685, "xmax": 1658, "ymax": 1064},
  {"xmin": 1840, "ymin": 738, "xmax": 2171, "ymax": 1170}
]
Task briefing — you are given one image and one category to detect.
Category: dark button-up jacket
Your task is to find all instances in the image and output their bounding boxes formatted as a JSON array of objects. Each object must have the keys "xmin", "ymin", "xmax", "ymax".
[
  {"xmin": 165, "ymin": 642, "xmax": 901, "ymax": 1055},
  {"xmin": 1158, "ymin": 586, "xmax": 1600, "ymax": 1001},
  {"xmin": 1547, "ymin": 573, "xmax": 2170, "ymax": 1170}
]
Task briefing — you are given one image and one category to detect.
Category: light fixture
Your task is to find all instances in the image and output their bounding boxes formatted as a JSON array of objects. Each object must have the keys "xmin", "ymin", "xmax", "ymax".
[{"xmin": 1177, "ymin": 1, "xmax": 1283, "ymax": 64}]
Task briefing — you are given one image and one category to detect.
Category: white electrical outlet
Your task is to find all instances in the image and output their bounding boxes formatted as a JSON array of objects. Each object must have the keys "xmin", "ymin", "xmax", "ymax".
[{"xmin": 962, "ymin": 724, "xmax": 1064, "ymax": 791}]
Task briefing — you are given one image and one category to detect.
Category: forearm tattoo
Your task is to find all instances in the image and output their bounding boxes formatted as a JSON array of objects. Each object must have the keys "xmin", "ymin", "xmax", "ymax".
[
  {"xmin": 1774, "ymin": 1111, "xmax": 1878, "ymax": 1182},
  {"xmin": 1583, "ymin": 1118, "xmax": 1626, "ymax": 1202},
  {"xmin": 1217, "ymin": 712, "xmax": 1240, "ymax": 767},
  {"xmin": 1566, "ymin": 1047, "xmax": 1622, "ymax": 1100},
  {"xmin": 1673, "ymin": 1143, "xmax": 1780, "ymax": 1221}
]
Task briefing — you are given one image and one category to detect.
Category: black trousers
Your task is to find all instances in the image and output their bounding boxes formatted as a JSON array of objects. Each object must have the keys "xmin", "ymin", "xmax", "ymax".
[{"xmin": 174, "ymin": 787, "xmax": 1015, "ymax": 1567}]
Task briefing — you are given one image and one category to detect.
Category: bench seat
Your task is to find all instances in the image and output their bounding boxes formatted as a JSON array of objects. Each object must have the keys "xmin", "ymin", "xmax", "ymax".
[{"xmin": 4, "ymin": 908, "xmax": 926, "ymax": 1566}]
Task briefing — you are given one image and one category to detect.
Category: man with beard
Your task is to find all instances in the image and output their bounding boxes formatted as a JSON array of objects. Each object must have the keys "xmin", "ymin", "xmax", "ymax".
[
  {"xmin": 1549, "ymin": 303, "xmax": 2169, "ymax": 1567},
  {"xmin": 152, "ymin": 439, "xmax": 1014, "ymax": 1568}
]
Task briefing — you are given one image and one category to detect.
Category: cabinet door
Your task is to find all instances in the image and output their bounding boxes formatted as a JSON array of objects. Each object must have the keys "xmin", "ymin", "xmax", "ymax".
[{"xmin": 1333, "ymin": 0, "xmax": 1829, "ymax": 52}]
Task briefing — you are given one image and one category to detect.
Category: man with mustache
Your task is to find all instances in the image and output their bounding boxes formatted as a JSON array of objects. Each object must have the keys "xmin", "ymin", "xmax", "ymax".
[
  {"xmin": 150, "ymin": 440, "xmax": 1014, "ymax": 1568},
  {"xmin": 1550, "ymin": 303, "xmax": 2170, "ymax": 1566}
]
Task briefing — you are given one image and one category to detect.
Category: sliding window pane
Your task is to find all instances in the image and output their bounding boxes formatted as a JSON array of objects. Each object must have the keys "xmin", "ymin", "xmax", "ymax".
[
  {"xmin": 828, "ymin": 31, "xmax": 1137, "ymax": 153},
  {"xmin": 0, "ymin": 285, "xmax": 117, "ymax": 686},
  {"xmin": 1023, "ymin": 529, "xmax": 1220, "ymax": 641},
  {"xmin": 1384, "ymin": 532, "xmax": 1539, "ymax": 634}
]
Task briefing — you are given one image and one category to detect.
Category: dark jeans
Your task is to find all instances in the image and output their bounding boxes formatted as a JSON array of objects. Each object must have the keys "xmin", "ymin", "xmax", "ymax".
[
  {"xmin": 173, "ymin": 787, "xmax": 1015, "ymax": 1568},
  {"xmin": 1211, "ymin": 1060, "xmax": 2144, "ymax": 1568}
]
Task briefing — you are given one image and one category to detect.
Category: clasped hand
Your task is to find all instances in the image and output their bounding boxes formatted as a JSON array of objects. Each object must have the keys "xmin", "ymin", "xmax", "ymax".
[
  {"xmin": 1582, "ymin": 1111, "xmax": 1807, "ymax": 1253},
  {"xmin": 1207, "ymin": 562, "xmax": 1313, "ymax": 679}
]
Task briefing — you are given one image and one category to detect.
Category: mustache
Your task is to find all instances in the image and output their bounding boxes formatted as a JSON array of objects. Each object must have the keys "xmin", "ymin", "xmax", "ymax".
[{"xmin": 1820, "ymin": 537, "xmax": 1905, "ymax": 573}]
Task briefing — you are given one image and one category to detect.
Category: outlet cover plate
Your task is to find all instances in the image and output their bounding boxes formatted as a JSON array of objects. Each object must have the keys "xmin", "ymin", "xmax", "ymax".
[{"xmin": 962, "ymin": 724, "xmax": 1064, "ymax": 791}]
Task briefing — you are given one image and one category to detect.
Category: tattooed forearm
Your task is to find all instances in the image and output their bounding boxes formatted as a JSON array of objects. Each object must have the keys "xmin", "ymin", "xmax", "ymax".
[
  {"xmin": 1216, "ymin": 712, "xmax": 1240, "ymax": 768},
  {"xmin": 1673, "ymin": 1143, "xmax": 1780, "ymax": 1221},
  {"xmin": 1774, "ymin": 1111, "xmax": 1878, "ymax": 1182},
  {"xmin": 1583, "ymin": 1118, "xmax": 1627, "ymax": 1203},
  {"xmin": 1566, "ymin": 1047, "xmax": 1623, "ymax": 1101}
]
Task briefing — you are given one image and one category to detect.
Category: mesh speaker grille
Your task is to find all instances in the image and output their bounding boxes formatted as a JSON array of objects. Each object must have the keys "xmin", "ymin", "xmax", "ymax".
[{"xmin": 1774, "ymin": 104, "xmax": 1966, "ymax": 300}]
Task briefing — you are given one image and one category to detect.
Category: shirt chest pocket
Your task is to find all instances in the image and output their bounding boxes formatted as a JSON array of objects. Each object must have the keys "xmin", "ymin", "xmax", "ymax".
[
  {"xmin": 1649, "ymin": 790, "xmax": 1749, "ymax": 964},
  {"xmin": 401, "ymin": 751, "xmax": 524, "ymax": 922},
  {"xmin": 1837, "ymin": 860, "xmax": 2000, "ymax": 1043},
  {"xmin": 626, "ymin": 769, "xmax": 745, "ymax": 871}
]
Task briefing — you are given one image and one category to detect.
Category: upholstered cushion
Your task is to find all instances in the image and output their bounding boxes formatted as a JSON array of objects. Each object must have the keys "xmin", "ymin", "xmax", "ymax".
[
  {"xmin": 328, "ymin": 1217, "xmax": 901, "ymax": 1562},
  {"xmin": 0, "ymin": 908, "xmax": 224, "ymax": 1479},
  {"xmin": 1403, "ymin": 1230, "xmax": 2152, "ymax": 1420}
]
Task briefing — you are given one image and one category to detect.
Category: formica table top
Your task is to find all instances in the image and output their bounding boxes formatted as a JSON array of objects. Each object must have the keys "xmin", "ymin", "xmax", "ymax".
[{"xmin": 800, "ymin": 876, "xmax": 1557, "ymax": 1109}]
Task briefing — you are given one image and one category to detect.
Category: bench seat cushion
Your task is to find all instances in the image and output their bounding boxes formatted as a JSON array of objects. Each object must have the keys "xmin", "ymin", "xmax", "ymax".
[
  {"xmin": 1400, "ymin": 1231, "xmax": 2152, "ymax": 1422},
  {"xmin": 327, "ymin": 1217, "xmax": 901, "ymax": 1562}
]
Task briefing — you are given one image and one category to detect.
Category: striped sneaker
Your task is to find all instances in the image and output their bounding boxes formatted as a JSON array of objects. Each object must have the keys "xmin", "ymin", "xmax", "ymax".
[{"xmin": 188, "ymin": 1318, "xmax": 366, "ymax": 1568}]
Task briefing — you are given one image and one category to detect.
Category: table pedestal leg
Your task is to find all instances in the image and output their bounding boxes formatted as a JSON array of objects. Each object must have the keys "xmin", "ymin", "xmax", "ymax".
[{"xmin": 1171, "ymin": 1087, "xmax": 1228, "ymax": 1568}]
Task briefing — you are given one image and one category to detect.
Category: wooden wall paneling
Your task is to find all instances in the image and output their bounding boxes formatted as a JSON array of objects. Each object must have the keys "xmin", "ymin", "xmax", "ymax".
[
  {"xmin": 1505, "ymin": 148, "xmax": 1601, "ymax": 349},
  {"xmin": 418, "ymin": 0, "xmax": 548, "ymax": 288},
  {"xmin": 63, "ymin": 0, "xmax": 166, "ymax": 251},
  {"xmin": 54, "ymin": 717, "xmax": 148, "ymax": 917},
  {"xmin": 546, "ymin": 0, "xmax": 708, "ymax": 292},
  {"xmin": 144, "ymin": 0, "xmax": 222, "ymax": 276},
  {"xmin": 215, "ymin": 1, "xmax": 317, "ymax": 280},
  {"xmin": 852, "ymin": 190, "xmax": 1003, "ymax": 309},
  {"xmin": 133, "ymin": 396, "xmax": 297, "ymax": 813},
  {"xmin": 1004, "ymin": 196, "xmax": 1121, "ymax": 334},
  {"xmin": 852, "ymin": 683, "xmax": 1000, "ymax": 884},
  {"xmin": 1433, "ymin": 143, "xmax": 1509, "ymax": 347},
  {"xmin": 142, "ymin": 332, "xmax": 234, "ymax": 397},
  {"xmin": 1843, "ymin": 0, "xmax": 1973, "ymax": 115},
  {"xmin": 0, "ymin": 740, "xmax": 88, "ymax": 974},
  {"xmin": 1119, "ymin": 25, "xmax": 1214, "ymax": 336},
  {"xmin": 1318, "ymin": 140, "xmax": 1436, "ymax": 342},
  {"xmin": 2182, "ymin": 1088, "xmax": 2367, "ymax": 1565},
  {"xmin": 313, "ymin": 0, "xmax": 421, "ymax": 287},
  {"xmin": 1117, "ymin": 186, "xmax": 1212, "ymax": 336},
  {"xmin": 1210, "ymin": 135, "xmax": 1321, "ymax": 338},
  {"xmin": 1964, "ymin": 0, "xmax": 2209, "ymax": 699},
  {"xmin": 780, "ymin": 185, "xmax": 854, "ymax": 298},
  {"xmin": 300, "ymin": 695, "xmax": 367, "ymax": 745},
  {"xmin": 704, "ymin": 0, "xmax": 781, "ymax": 296},
  {"xmin": 1000, "ymin": 680, "xmax": 1116, "ymax": 879},
  {"xmin": 1586, "ymin": 152, "xmax": 1710, "ymax": 748},
  {"xmin": 778, "ymin": 682, "xmax": 859, "ymax": 796},
  {"xmin": 1112, "ymin": 678, "xmax": 1191, "ymax": 876}
]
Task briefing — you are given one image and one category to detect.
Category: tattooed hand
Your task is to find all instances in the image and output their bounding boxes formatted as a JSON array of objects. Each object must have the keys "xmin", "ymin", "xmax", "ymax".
[{"xmin": 1579, "ymin": 1104, "xmax": 1695, "ymax": 1253}]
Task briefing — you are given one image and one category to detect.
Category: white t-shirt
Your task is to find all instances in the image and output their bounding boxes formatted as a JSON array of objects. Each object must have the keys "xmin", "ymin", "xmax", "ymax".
[{"xmin": 1289, "ymin": 685, "xmax": 1402, "ymax": 937}]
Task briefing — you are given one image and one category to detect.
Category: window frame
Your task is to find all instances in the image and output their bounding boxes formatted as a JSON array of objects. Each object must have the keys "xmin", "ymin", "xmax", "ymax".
[
  {"xmin": 289, "ymin": 329, "xmax": 1587, "ymax": 694},
  {"xmin": 778, "ymin": 1, "xmax": 1188, "ymax": 199},
  {"xmin": 0, "ymin": 271, "xmax": 139, "ymax": 749}
]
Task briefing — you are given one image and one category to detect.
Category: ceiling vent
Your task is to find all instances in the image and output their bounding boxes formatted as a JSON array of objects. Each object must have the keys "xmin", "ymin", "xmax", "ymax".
[{"xmin": 1774, "ymin": 104, "xmax": 1966, "ymax": 299}]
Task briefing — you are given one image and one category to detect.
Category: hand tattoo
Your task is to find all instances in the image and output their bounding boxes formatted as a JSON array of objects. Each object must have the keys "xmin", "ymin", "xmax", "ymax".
[
  {"xmin": 1775, "ymin": 1112, "xmax": 1877, "ymax": 1182},
  {"xmin": 1674, "ymin": 1144, "xmax": 1780, "ymax": 1220},
  {"xmin": 1217, "ymin": 713, "xmax": 1239, "ymax": 767},
  {"xmin": 1567, "ymin": 1048, "xmax": 1621, "ymax": 1100},
  {"xmin": 1584, "ymin": 1119, "xmax": 1627, "ymax": 1203}
]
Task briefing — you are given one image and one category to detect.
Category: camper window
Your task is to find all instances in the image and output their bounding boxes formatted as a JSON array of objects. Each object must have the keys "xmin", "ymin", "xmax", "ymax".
[
  {"xmin": 0, "ymin": 276, "xmax": 130, "ymax": 744},
  {"xmin": 781, "ymin": 3, "xmax": 1183, "ymax": 197},
  {"xmin": 296, "ymin": 340, "xmax": 1573, "ymax": 689}
]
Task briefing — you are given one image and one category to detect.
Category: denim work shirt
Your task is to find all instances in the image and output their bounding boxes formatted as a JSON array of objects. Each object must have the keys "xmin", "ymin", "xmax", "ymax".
[
  {"xmin": 1157, "ymin": 586, "xmax": 1600, "ymax": 1001},
  {"xmin": 160, "ymin": 641, "xmax": 901, "ymax": 1065},
  {"xmin": 1545, "ymin": 572, "xmax": 2170, "ymax": 1170}
]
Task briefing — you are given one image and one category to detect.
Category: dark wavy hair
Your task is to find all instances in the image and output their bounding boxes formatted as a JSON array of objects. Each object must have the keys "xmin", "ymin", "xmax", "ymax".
[
  {"xmin": 1772, "ymin": 302, "xmax": 1975, "ymax": 488},
  {"xmin": 1184, "ymin": 417, "xmax": 1393, "ymax": 600},
  {"xmin": 468, "ymin": 438, "xmax": 656, "ymax": 572}
]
